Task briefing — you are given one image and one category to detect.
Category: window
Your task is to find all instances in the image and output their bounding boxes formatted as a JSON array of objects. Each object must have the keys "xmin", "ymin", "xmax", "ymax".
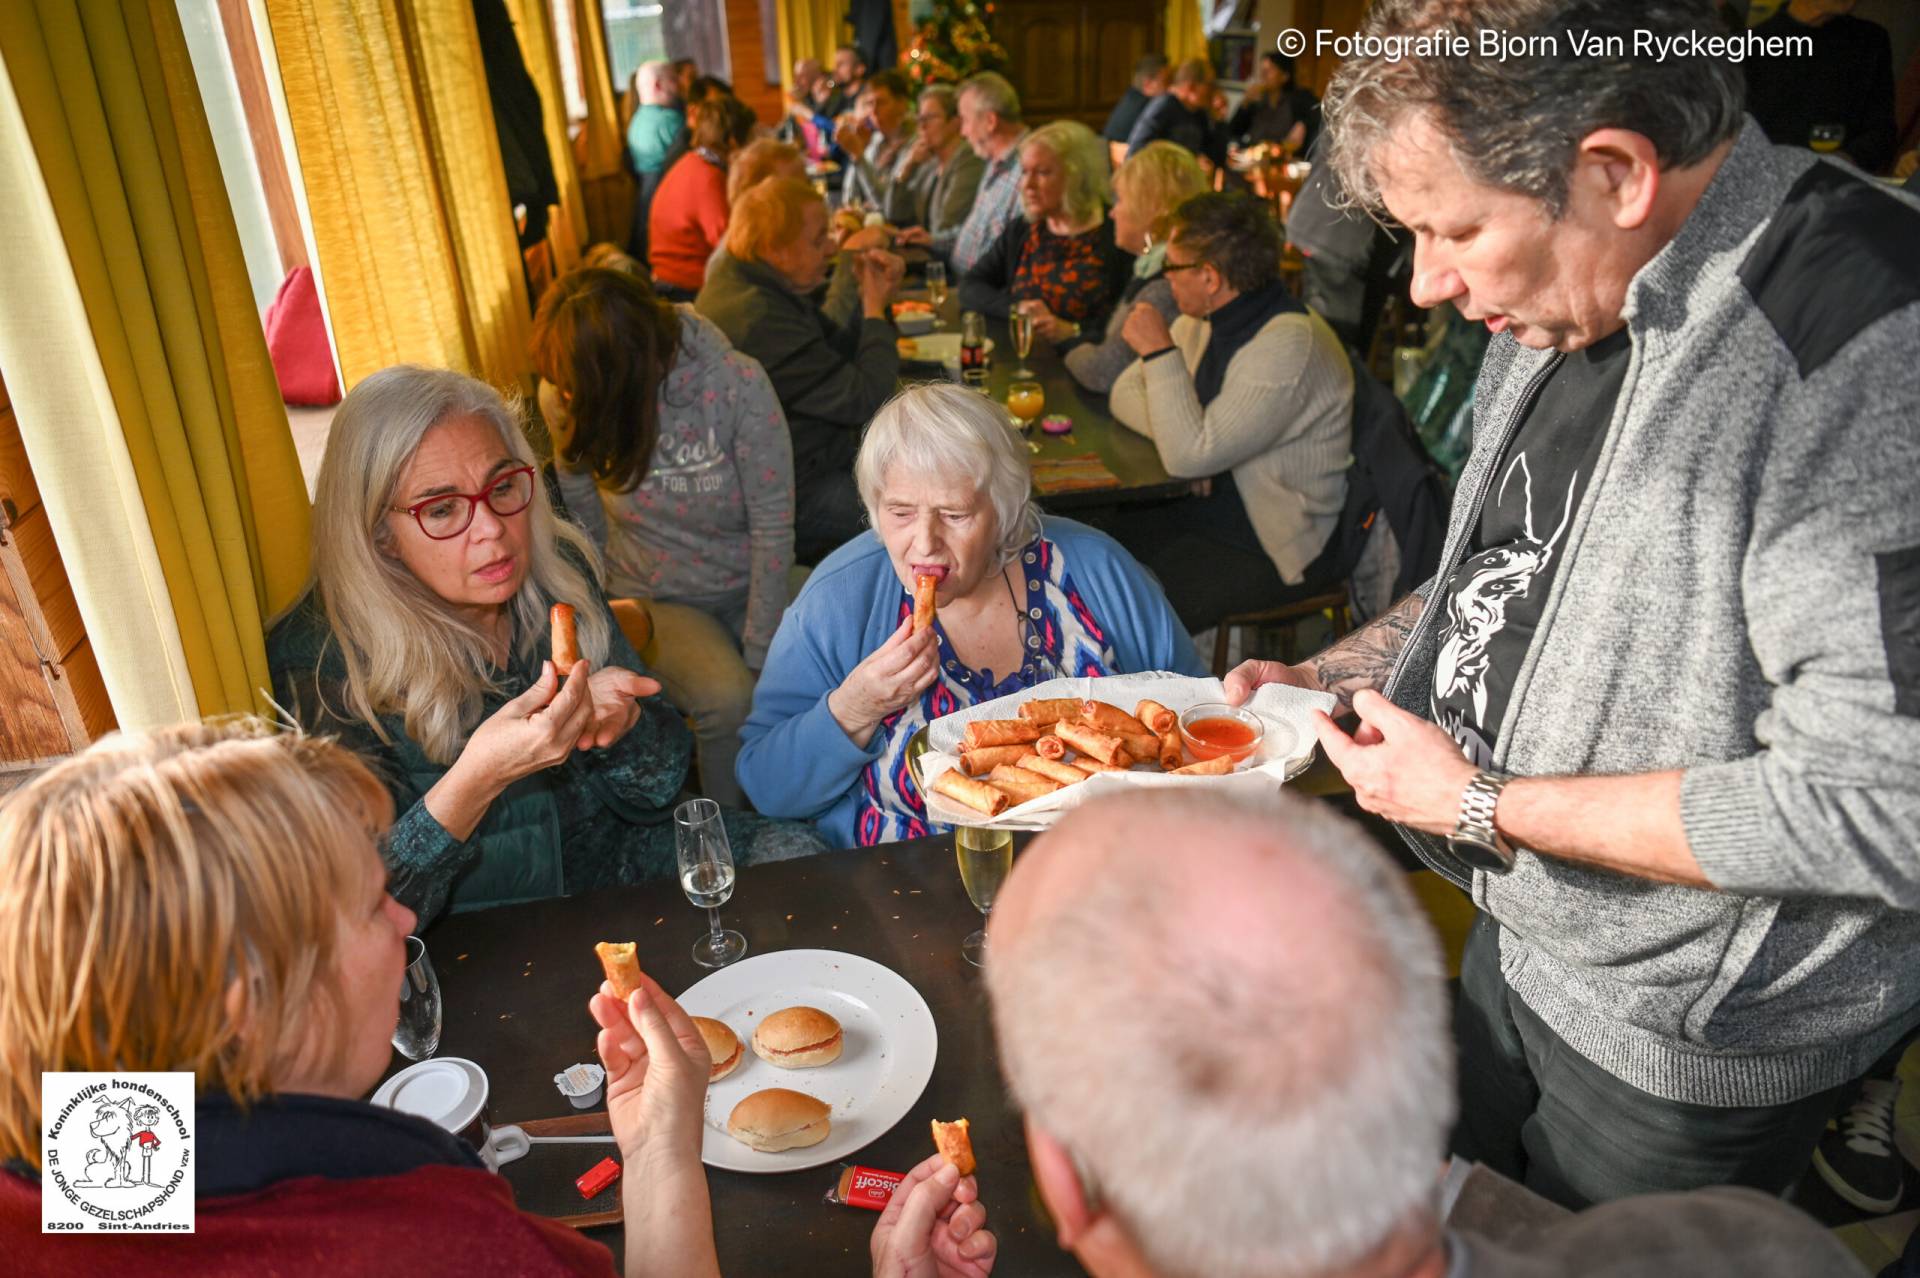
[{"xmin": 603, "ymin": 1, "xmax": 667, "ymax": 93}]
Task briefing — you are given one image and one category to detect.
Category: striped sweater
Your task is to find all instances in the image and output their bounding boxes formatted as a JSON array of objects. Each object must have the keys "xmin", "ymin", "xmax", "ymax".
[{"xmin": 1108, "ymin": 306, "xmax": 1354, "ymax": 583}]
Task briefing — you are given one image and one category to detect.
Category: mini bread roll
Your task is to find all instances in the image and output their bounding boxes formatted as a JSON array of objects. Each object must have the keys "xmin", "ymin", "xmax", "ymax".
[
  {"xmin": 594, "ymin": 941, "xmax": 643, "ymax": 1000},
  {"xmin": 933, "ymin": 768, "xmax": 1011, "ymax": 816},
  {"xmin": 692, "ymin": 1016, "xmax": 743, "ymax": 1081},
  {"xmin": 1017, "ymin": 753, "xmax": 1089, "ymax": 786},
  {"xmin": 753, "ymin": 1006, "xmax": 845, "ymax": 1068},
  {"xmin": 1082, "ymin": 701, "xmax": 1149, "ymax": 736},
  {"xmin": 1054, "ymin": 721, "xmax": 1128, "ymax": 766},
  {"xmin": 960, "ymin": 745, "xmax": 1031, "ymax": 776},
  {"xmin": 1135, "ymin": 699, "xmax": 1177, "ymax": 734},
  {"xmin": 1173, "ymin": 754, "xmax": 1234, "ymax": 776},
  {"xmin": 1017, "ymin": 698, "xmax": 1083, "ymax": 726},
  {"xmin": 728, "ymin": 1089, "xmax": 831, "ymax": 1152}
]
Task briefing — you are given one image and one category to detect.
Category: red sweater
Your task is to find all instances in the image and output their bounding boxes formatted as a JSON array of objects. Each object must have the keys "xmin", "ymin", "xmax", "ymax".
[{"xmin": 648, "ymin": 151, "xmax": 730, "ymax": 292}]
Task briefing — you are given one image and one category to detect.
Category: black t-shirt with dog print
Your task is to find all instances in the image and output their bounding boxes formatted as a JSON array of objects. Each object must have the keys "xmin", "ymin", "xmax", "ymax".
[{"xmin": 1430, "ymin": 327, "xmax": 1632, "ymax": 767}]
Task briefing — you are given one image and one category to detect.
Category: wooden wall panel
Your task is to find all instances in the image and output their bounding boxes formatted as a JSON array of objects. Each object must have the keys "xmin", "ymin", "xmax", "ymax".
[
  {"xmin": 0, "ymin": 403, "xmax": 37, "ymax": 520},
  {"xmin": 0, "ymin": 563, "xmax": 67, "ymax": 763},
  {"xmin": 63, "ymin": 638, "xmax": 114, "ymax": 740},
  {"xmin": 726, "ymin": 0, "xmax": 781, "ymax": 124},
  {"xmin": 997, "ymin": 0, "xmax": 1160, "ymax": 129},
  {"xmin": 13, "ymin": 507, "xmax": 82, "ymax": 660}
]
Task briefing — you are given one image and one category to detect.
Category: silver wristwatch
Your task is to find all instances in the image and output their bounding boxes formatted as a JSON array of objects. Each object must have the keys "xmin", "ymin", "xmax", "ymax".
[{"xmin": 1447, "ymin": 769, "xmax": 1517, "ymax": 874}]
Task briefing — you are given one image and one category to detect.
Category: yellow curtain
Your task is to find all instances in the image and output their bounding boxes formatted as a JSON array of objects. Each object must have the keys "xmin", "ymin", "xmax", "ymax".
[
  {"xmin": 0, "ymin": 0, "xmax": 310, "ymax": 726},
  {"xmin": 1166, "ymin": 0, "xmax": 1208, "ymax": 66},
  {"xmin": 570, "ymin": 0, "xmax": 630, "ymax": 246},
  {"xmin": 776, "ymin": 0, "xmax": 848, "ymax": 100},
  {"xmin": 263, "ymin": 0, "xmax": 532, "ymax": 391},
  {"xmin": 506, "ymin": 0, "xmax": 587, "ymax": 275}
]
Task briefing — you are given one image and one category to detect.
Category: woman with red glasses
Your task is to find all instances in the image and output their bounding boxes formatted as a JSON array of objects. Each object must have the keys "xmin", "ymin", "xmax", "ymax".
[{"xmin": 268, "ymin": 365, "xmax": 825, "ymax": 924}]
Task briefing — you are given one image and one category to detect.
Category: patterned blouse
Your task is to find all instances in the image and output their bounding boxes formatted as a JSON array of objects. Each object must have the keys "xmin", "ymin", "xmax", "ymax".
[
  {"xmin": 1011, "ymin": 221, "xmax": 1114, "ymax": 324},
  {"xmin": 853, "ymin": 537, "xmax": 1120, "ymax": 845}
]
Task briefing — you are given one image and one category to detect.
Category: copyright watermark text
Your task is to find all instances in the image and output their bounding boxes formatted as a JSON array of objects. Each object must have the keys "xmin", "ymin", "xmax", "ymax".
[{"xmin": 1273, "ymin": 27, "xmax": 1809, "ymax": 64}]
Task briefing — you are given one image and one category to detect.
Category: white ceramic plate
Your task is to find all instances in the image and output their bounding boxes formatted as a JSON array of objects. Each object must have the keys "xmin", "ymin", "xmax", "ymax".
[
  {"xmin": 679, "ymin": 949, "xmax": 938, "ymax": 1173},
  {"xmin": 897, "ymin": 332, "xmax": 993, "ymax": 369}
]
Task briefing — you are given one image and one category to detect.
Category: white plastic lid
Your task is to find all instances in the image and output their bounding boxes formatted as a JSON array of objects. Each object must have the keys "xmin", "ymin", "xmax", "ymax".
[{"xmin": 370, "ymin": 1057, "xmax": 488, "ymax": 1133}]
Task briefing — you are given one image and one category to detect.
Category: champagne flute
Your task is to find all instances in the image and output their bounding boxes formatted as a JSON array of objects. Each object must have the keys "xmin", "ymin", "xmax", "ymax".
[
  {"xmin": 393, "ymin": 936, "xmax": 443, "ymax": 1060},
  {"xmin": 1010, "ymin": 309, "xmax": 1036, "ymax": 378},
  {"xmin": 955, "ymin": 825, "xmax": 1013, "ymax": 967},
  {"xmin": 925, "ymin": 262, "xmax": 948, "ymax": 330},
  {"xmin": 676, "ymin": 798, "xmax": 747, "ymax": 968}
]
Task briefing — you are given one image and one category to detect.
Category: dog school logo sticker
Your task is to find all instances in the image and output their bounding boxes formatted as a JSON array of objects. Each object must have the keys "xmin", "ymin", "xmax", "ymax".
[{"xmin": 41, "ymin": 1072, "xmax": 194, "ymax": 1233}]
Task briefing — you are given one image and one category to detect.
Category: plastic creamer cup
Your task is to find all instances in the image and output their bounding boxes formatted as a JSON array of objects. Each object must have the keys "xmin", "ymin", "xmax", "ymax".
[{"xmin": 554, "ymin": 1062, "xmax": 606, "ymax": 1109}]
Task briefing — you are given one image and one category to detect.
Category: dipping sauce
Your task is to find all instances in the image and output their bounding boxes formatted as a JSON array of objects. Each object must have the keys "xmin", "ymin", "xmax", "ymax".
[{"xmin": 1182, "ymin": 716, "xmax": 1260, "ymax": 762}]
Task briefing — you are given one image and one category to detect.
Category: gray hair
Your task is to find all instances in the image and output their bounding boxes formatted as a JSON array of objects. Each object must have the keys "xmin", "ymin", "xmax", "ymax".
[
  {"xmin": 1323, "ymin": 0, "xmax": 1745, "ymax": 218},
  {"xmin": 957, "ymin": 71, "xmax": 1021, "ymax": 125},
  {"xmin": 637, "ymin": 60, "xmax": 679, "ymax": 106},
  {"xmin": 1021, "ymin": 120, "xmax": 1111, "ymax": 224},
  {"xmin": 987, "ymin": 789, "xmax": 1454, "ymax": 1278},
  {"xmin": 917, "ymin": 82, "xmax": 959, "ymax": 121},
  {"xmin": 854, "ymin": 383, "xmax": 1041, "ymax": 568},
  {"xmin": 304, "ymin": 366, "xmax": 609, "ymax": 764}
]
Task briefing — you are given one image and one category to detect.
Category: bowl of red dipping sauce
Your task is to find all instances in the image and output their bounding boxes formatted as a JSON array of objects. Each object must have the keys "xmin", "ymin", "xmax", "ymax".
[{"xmin": 1177, "ymin": 703, "xmax": 1265, "ymax": 765}]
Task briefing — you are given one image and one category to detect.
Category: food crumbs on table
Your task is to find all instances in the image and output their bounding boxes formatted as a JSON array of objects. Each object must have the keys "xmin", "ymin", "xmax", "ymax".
[
  {"xmin": 457, "ymin": 953, "xmax": 469, "ymax": 961},
  {"xmin": 654, "ymin": 917, "xmax": 664, "ymax": 926},
  {"xmin": 786, "ymin": 914, "xmax": 794, "ymax": 921}
]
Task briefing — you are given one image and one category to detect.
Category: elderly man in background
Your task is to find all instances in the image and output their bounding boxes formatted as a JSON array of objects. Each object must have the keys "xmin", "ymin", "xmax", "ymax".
[
  {"xmin": 1101, "ymin": 53, "xmax": 1170, "ymax": 167},
  {"xmin": 889, "ymin": 84, "xmax": 985, "ymax": 244},
  {"xmin": 1124, "ymin": 58, "xmax": 1227, "ymax": 170},
  {"xmin": 901, "ymin": 72, "xmax": 1028, "ymax": 273},
  {"xmin": 1228, "ymin": 0, "xmax": 1920, "ymax": 1210},
  {"xmin": 697, "ymin": 178, "xmax": 903, "ymax": 563},
  {"xmin": 978, "ymin": 790, "xmax": 1862, "ymax": 1278},
  {"xmin": 836, "ymin": 70, "xmax": 921, "ymax": 223}
]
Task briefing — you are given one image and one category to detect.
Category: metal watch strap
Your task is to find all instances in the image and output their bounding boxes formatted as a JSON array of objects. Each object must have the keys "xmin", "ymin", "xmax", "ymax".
[{"xmin": 1448, "ymin": 769, "xmax": 1516, "ymax": 873}]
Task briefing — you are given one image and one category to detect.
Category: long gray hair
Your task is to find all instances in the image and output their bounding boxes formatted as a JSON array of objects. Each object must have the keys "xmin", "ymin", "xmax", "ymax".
[
  {"xmin": 1322, "ymin": 0, "xmax": 1745, "ymax": 218},
  {"xmin": 305, "ymin": 366, "xmax": 609, "ymax": 764}
]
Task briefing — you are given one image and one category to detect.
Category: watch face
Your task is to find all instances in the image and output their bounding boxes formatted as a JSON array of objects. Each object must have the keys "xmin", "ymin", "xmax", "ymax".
[{"xmin": 1448, "ymin": 835, "xmax": 1515, "ymax": 874}]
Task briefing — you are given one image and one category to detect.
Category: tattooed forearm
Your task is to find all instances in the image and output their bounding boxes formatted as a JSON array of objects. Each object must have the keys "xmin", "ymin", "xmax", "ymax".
[{"xmin": 1303, "ymin": 593, "xmax": 1425, "ymax": 711}]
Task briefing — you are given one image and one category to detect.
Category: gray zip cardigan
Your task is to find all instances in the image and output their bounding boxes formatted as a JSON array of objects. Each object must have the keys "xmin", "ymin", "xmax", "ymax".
[{"xmin": 1383, "ymin": 120, "xmax": 1920, "ymax": 1108}]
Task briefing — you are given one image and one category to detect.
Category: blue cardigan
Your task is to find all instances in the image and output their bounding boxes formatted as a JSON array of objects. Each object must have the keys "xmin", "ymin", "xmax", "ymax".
[{"xmin": 738, "ymin": 517, "xmax": 1205, "ymax": 847}]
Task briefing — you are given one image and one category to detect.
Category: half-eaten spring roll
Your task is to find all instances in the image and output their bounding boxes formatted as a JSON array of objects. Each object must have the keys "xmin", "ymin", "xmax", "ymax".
[
  {"xmin": 933, "ymin": 768, "xmax": 1012, "ymax": 816},
  {"xmin": 1017, "ymin": 753, "xmax": 1090, "ymax": 786},
  {"xmin": 988, "ymin": 764, "xmax": 1062, "ymax": 805},
  {"xmin": 1082, "ymin": 701, "xmax": 1150, "ymax": 737},
  {"xmin": 1135, "ymin": 699, "xmax": 1177, "ymax": 734},
  {"xmin": 1172, "ymin": 755, "xmax": 1234, "ymax": 776},
  {"xmin": 1157, "ymin": 729, "xmax": 1184, "ymax": 771},
  {"xmin": 1017, "ymin": 698, "xmax": 1084, "ymax": 726},
  {"xmin": 963, "ymin": 719, "xmax": 1046, "ymax": 750},
  {"xmin": 960, "ymin": 744, "xmax": 1032, "ymax": 776},
  {"xmin": 1054, "ymin": 721, "xmax": 1129, "ymax": 765}
]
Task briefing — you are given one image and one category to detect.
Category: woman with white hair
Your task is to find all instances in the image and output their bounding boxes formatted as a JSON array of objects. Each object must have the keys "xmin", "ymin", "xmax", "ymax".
[
  {"xmin": 737, "ymin": 383, "xmax": 1204, "ymax": 846},
  {"xmin": 268, "ymin": 365, "xmax": 823, "ymax": 923},
  {"xmin": 958, "ymin": 119, "xmax": 1132, "ymax": 343}
]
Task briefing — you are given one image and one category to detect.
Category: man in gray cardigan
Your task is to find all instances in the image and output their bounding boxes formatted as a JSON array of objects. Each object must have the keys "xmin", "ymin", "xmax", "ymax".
[{"xmin": 1229, "ymin": 0, "xmax": 1920, "ymax": 1208}]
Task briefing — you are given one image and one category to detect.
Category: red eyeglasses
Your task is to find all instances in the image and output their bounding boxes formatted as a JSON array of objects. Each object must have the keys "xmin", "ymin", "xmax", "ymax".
[{"xmin": 389, "ymin": 466, "xmax": 536, "ymax": 540}]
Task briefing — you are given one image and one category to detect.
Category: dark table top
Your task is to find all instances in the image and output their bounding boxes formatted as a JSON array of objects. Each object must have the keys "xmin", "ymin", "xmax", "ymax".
[{"xmin": 402, "ymin": 832, "xmax": 1086, "ymax": 1276}]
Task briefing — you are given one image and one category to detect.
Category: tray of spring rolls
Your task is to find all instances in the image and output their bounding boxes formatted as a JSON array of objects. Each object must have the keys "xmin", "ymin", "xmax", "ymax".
[{"xmin": 912, "ymin": 672, "xmax": 1337, "ymax": 830}]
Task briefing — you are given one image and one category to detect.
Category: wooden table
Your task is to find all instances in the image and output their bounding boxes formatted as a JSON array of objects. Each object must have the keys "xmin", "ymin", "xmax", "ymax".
[
  {"xmin": 399, "ymin": 832, "xmax": 1086, "ymax": 1276},
  {"xmin": 899, "ymin": 291, "xmax": 1194, "ymax": 509}
]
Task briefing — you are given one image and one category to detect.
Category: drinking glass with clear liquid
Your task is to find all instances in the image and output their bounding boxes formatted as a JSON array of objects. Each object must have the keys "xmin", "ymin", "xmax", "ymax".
[
  {"xmin": 677, "ymin": 797, "xmax": 747, "ymax": 967},
  {"xmin": 925, "ymin": 262, "xmax": 948, "ymax": 329},
  {"xmin": 955, "ymin": 825, "xmax": 1013, "ymax": 967},
  {"xmin": 1007, "ymin": 380, "xmax": 1044, "ymax": 431},
  {"xmin": 393, "ymin": 936, "xmax": 443, "ymax": 1060},
  {"xmin": 1010, "ymin": 310, "xmax": 1036, "ymax": 378}
]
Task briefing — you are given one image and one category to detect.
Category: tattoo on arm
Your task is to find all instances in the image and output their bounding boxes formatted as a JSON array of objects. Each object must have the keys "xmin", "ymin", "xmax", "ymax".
[{"xmin": 1304, "ymin": 593, "xmax": 1425, "ymax": 711}]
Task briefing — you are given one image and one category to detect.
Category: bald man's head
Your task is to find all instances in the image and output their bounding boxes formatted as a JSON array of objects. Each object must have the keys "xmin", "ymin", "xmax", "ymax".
[{"xmin": 986, "ymin": 790, "xmax": 1453, "ymax": 1278}]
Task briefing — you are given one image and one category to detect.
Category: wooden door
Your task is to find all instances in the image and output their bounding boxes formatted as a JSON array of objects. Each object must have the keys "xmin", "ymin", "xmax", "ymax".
[
  {"xmin": 1292, "ymin": 0, "xmax": 1371, "ymax": 95},
  {"xmin": 997, "ymin": 0, "xmax": 1161, "ymax": 129}
]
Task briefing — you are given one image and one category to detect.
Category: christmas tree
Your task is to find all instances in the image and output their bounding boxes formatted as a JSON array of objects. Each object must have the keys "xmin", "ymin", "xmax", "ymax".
[{"xmin": 903, "ymin": 0, "xmax": 1008, "ymax": 87}]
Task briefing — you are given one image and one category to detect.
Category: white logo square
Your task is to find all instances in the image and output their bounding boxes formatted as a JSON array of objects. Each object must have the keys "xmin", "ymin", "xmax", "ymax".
[{"xmin": 40, "ymin": 1072, "xmax": 195, "ymax": 1234}]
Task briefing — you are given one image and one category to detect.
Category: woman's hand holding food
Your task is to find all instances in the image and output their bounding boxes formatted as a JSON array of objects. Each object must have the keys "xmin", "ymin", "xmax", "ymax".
[
  {"xmin": 578, "ymin": 664, "xmax": 662, "ymax": 750},
  {"xmin": 870, "ymin": 1155, "xmax": 997, "ymax": 1278},
  {"xmin": 829, "ymin": 615, "xmax": 939, "ymax": 748},
  {"xmin": 425, "ymin": 661, "xmax": 593, "ymax": 839}
]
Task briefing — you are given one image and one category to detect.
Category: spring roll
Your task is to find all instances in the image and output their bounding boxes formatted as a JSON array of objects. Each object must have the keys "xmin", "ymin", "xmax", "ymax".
[
  {"xmin": 1173, "ymin": 755, "xmax": 1234, "ymax": 776},
  {"xmin": 1115, "ymin": 732, "xmax": 1163, "ymax": 764},
  {"xmin": 1054, "ymin": 721, "xmax": 1129, "ymax": 766},
  {"xmin": 963, "ymin": 719, "xmax": 1045, "ymax": 750},
  {"xmin": 594, "ymin": 941, "xmax": 643, "ymax": 1000},
  {"xmin": 988, "ymin": 764, "xmax": 1062, "ymax": 805},
  {"xmin": 1157, "ymin": 728, "xmax": 1184, "ymax": 771},
  {"xmin": 1018, "ymin": 698, "xmax": 1084, "ymax": 726},
  {"xmin": 913, "ymin": 574, "xmax": 938, "ymax": 633},
  {"xmin": 1035, "ymin": 734, "xmax": 1068, "ymax": 760},
  {"xmin": 1135, "ymin": 699, "xmax": 1177, "ymax": 734},
  {"xmin": 932, "ymin": 768, "xmax": 1011, "ymax": 816},
  {"xmin": 1074, "ymin": 756, "xmax": 1132, "ymax": 773},
  {"xmin": 551, "ymin": 603, "xmax": 580, "ymax": 669},
  {"xmin": 1017, "ymin": 753, "xmax": 1090, "ymax": 786},
  {"xmin": 1082, "ymin": 701, "xmax": 1150, "ymax": 737},
  {"xmin": 960, "ymin": 745, "xmax": 1032, "ymax": 776}
]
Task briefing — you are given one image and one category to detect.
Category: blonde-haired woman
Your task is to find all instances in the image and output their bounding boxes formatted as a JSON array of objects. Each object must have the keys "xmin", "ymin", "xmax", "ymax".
[
  {"xmin": 0, "ymin": 720, "xmax": 722, "ymax": 1275},
  {"xmin": 1062, "ymin": 141, "xmax": 1208, "ymax": 393},
  {"xmin": 957, "ymin": 118, "xmax": 1131, "ymax": 341},
  {"xmin": 268, "ymin": 365, "xmax": 822, "ymax": 923}
]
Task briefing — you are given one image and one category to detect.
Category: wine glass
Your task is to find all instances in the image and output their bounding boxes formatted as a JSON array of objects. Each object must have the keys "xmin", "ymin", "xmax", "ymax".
[
  {"xmin": 954, "ymin": 825, "xmax": 1013, "ymax": 967},
  {"xmin": 393, "ymin": 936, "xmax": 443, "ymax": 1060},
  {"xmin": 1009, "ymin": 310, "xmax": 1036, "ymax": 378},
  {"xmin": 677, "ymin": 798, "xmax": 747, "ymax": 968},
  {"xmin": 1007, "ymin": 379, "xmax": 1044, "ymax": 432},
  {"xmin": 925, "ymin": 262, "xmax": 948, "ymax": 330}
]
